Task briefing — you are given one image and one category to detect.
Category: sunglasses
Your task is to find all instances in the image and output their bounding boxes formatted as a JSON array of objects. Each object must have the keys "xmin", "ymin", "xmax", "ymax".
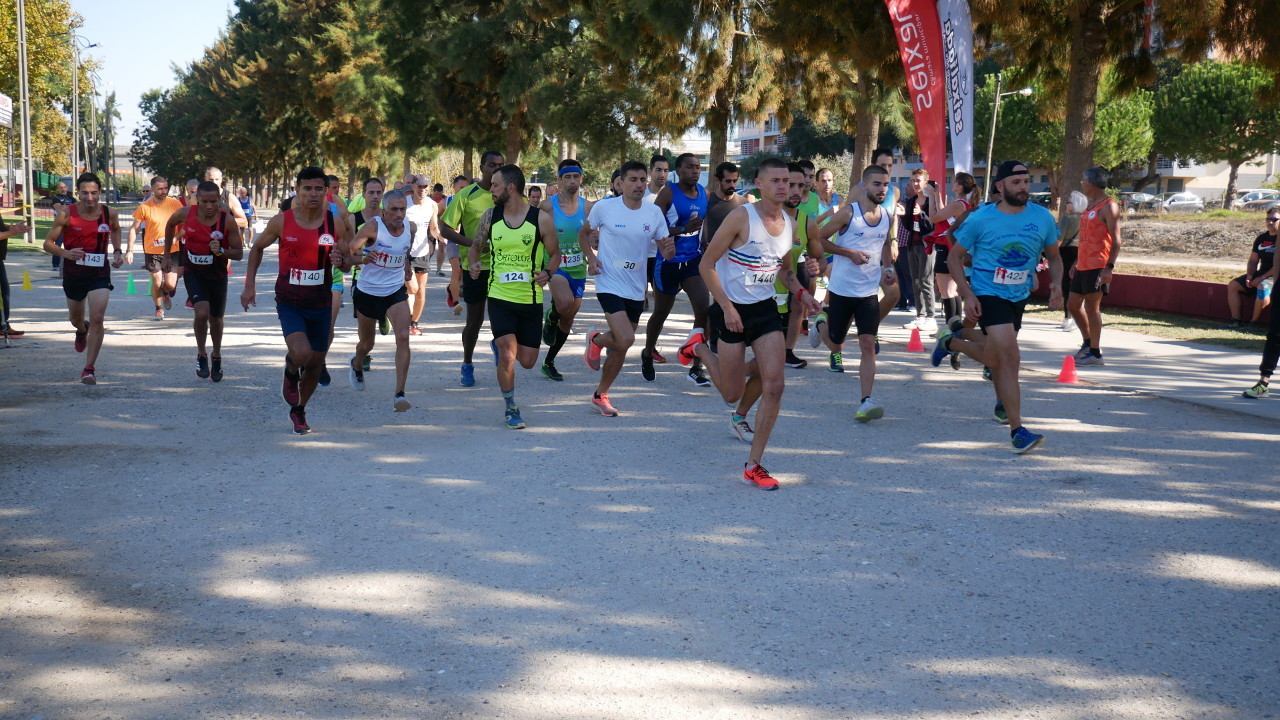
[{"xmin": 1268, "ymin": 217, "xmax": 1279, "ymax": 223}]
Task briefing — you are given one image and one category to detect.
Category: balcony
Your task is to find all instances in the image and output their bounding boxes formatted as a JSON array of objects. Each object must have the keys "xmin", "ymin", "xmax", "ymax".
[{"xmin": 1155, "ymin": 156, "xmax": 1206, "ymax": 178}]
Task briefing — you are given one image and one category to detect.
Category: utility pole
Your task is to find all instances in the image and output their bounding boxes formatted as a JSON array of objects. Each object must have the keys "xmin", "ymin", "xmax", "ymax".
[
  {"xmin": 16, "ymin": 0, "xmax": 36, "ymax": 242},
  {"xmin": 72, "ymin": 41, "xmax": 79, "ymax": 175}
]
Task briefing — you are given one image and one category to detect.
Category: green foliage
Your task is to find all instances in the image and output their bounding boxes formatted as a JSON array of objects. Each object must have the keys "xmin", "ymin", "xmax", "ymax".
[
  {"xmin": 784, "ymin": 111, "xmax": 855, "ymax": 160},
  {"xmin": 1153, "ymin": 61, "xmax": 1280, "ymax": 167}
]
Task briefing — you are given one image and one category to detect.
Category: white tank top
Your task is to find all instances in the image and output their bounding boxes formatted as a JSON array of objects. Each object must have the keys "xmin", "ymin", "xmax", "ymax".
[
  {"xmin": 827, "ymin": 202, "xmax": 891, "ymax": 299},
  {"xmin": 359, "ymin": 216, "xmax": 412, "ymax": 296},
  {"xmin": 715, "ymin": 204, "xmax": 793, "ymax": 305}
]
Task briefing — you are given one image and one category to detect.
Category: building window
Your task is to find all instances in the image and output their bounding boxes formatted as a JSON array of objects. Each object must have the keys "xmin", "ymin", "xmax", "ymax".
[{"xmin": 741, "ymin": 139, "xmax": 759, "ymax": 155}]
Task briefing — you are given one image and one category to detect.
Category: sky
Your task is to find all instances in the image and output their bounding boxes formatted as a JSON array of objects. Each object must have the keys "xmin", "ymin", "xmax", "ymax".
[{"xmin": 73, "ymin": 0, "xmax": 236, "ymax": 143}]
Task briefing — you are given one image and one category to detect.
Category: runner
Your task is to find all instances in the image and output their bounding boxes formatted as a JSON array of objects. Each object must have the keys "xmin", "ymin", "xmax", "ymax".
[
  {"xmin": 645, "ymin": 153, "xmax": 711, "ymax": 386},
  {"xmin": 467, "ymin": 164, "xmax": 560, "ymax": 428},
  {"xmin": 1067, "ymin": 166, "xmax": 1121, "ymax": 366},
  {"xmin": 164, "ymin": 181, "xmax": 244, "ymax": 381},
  {"xmin": 814, "ymin": 167, "xmax": 842, "ymax": 224},
  {"xmin": 42, "ymin": 172, "xmax": 124, "ymax": 384},
  {"xmin": 348, "ymin": 188, "xmax": 415, "ymax": 411},
  {"xmin": 539, "ymin": 159, "xmax": 594, "ymax": 381},
  {"xmin": 582, "ymin": 160, "xmax": 672, "ymax": 415},
  {"xmin": 347, "ymin": 179, "xmax": 383, "ymax": 373},
  {"xmin": 440, "ymin": 150, "xmax": 505, "ymax": 387},
  {"xmin": 924, "ymin": 171, "xmax": 979, "ymax": 367},
  {"xmin": 811, "ymin": 164, "xmax": 898, "ymax": 420},
  {"xmin": 405, "ymin": 175, "xmax": 442, "ymax": 336},
  {"xmin": 431, "ymin": 182, "xmax": 448, "ymax": 276},
  {"xmin": 779, "ymin": 164, "xmax": 825, "ymax": 370},
  {"xmin": 240, "ymin": 166, "xmax": 351, "ymax": 434},
  {"xmin": 642, "ymin": 154, "xmax": 671, "ymax": 362},
  {"xmin": 679, "ymin": 157, "xmax": 820, "ymax": 490},
  {"xmin": 931, "ymin": 160, "xmax": 1063, "ymax": 453},
  {"xmin": 125, "ymin": 176, "xmax": 182, "ymax": 320}
]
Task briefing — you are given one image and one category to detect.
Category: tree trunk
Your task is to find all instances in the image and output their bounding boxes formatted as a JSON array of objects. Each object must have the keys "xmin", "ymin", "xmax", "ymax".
[
  {"xmin": 1057, "ymin": 0, "xmax": 1108, "ymax": 217},
  {"xmin": 505, "ymin": 105, "xmax": 526, "ymax": 165},
  {"xmin": 463, "ymin": 145, "xmax": 473, "ymax": 179},
  {"xmin": 850, "ymin": 74, "xmax": 881, "ymax": 193},
  {"xmin": 347, "ymin": 167, "xmax": 357, "ymax": 200},
  {"xmin": 568, "ymin": 142, "xmax": 577, "ymax": 160},
  {"xmin": 1132, "ymin": 151, "xmax": 1160, "ymax": 192},
  {"xmin": 402, "ymin": 152, "xmax": 411, "ymax": 180},
  {"xmin": 707, "ymin": 97, "xmax": 729, "ymax": 169},
  {"xmin": 1224, "ymin": 160, "xmax": 1242, "ymax": 210},
  {"xmin": 559, "ymin": 138, "xmax": 569, "ymax": 162}
]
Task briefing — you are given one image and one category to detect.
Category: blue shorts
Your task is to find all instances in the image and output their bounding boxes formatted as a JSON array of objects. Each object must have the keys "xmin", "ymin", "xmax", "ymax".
[
  {"xmin": 653, "ymin": 256, "xmax": 702, "ymax": 295},
  {"xmin": 277, "ymin": 302, "xmax": 332, "ymax": 352},
  {"xmin": 555, "ymin": 269, "xmax": 586, "ymax": 299}
]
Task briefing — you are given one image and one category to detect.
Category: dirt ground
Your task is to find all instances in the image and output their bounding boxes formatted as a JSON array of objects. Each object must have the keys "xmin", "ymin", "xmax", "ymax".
[{"xmin": 1121, "ymin": 215, "xmax": 1262, "ymax": 265}]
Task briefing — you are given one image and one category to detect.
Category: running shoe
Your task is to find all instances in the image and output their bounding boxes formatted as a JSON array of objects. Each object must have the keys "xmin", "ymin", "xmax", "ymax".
[
  {"xmin": 982, "ymin": 366, "xmax": 993, "ymax": 382},
  {"xmin": 452, "ymin": 302, "xmax": 463, "ymax": 316},
  {"xmin": 855, "ymin": 398, "xmax": 884, "ymax": 423},
  {"xmin": 585, "ymin": 329, "xmax": 603, "ymax": 370},
  {"xmin": 592, "ymin": 393, "xmax": 619, "ymax": 416},
  {"xmin": 808, "ymin": 311, "xmax": 827, "ymax": 348},
  {"xmin": 318, "ymin": 364, "xmax": 331, "ymax": 387},
  {"xmin": 678, "ymin": 331, "xmax": 706, "ymax": 366},
  {"xmin": 349, "ymin": 355, "xmax": 365, "ymax": 390},
  {"xmin": 919, "ymin": 316, "xmax": 938, "ymax": 333},
  {"xmin": 436, "ymin": 269, "xmax": 445, "ymax": 277},
  {"xmin": 950, "ymin": 351, "xmax": 961, "ymax": 371},
  {"xmin": 873, "ymin": 335, "xmax": 880, "ymax": 355},
  {"xmin": 828, "ymin": 351, "xmax": 843, "ymax": 373},
  {"xmin": 689, "ymin": 367, "xmax": 711, "ymax": 387},
  {"xmin": 902, "ymin": 317, "xmax": 920, "ymax": 330},
  {"xmin": 1078, "ymin": 354, "xmax": 1105, "ymax": 366},
  {"xmin": 363, "ymin": 354, "xmax": 372, "ymax": 372},
  {"xmin": 80, "ymin": 365, "xmax": 96, "ymax": 385},
  {"xmin": 154, "ymin": 307, "xmax": 164, "ymax": 321},
  {"xmin": 651, "ymin": 350, "xmax": 667, "ymax": 364},
  {"xmin": 1074, "ymin": 343, "xmax": 1091, "ymax": 361},
  {"xmin": 74, "ymin": 330, "xmax": 87, "ymax": 353},
  {"xmin": 196, "ymin": 354, "xmax": 210, "ymax": 379},
  {"xmin": 1, "ymin": 325, "xmax": 25, "ymax": 337},
  {"xmin": 640, "ymin": 348, "xmax": 656, "ymax": 381},
  {"xmin": 542, "ymin": 305, "xmax": 560, "ymax": 346},
  {"xmin": 281, "ymin": 365, "xmax": 301, "ymax": 406},
  {"xmin": 446, "ymin": 288, "xmax": 458, "ymax": 308},
  {"xmin": 541, "ymin": 360, "xmax": 563, "ymax": 381},
  {"xmin": 993, "ymin": 402, "xmax": 1008, "ymax": 424},
  {"xmin": 163, "ymin": 294, "xmax": 172, "ymax": 311},
  {"xmin": 1223, "ymin": 319, "xmax": 1243, "ymax": 329},
  {"xmin": 210, "ymin": 356, "xmax": 223, "ymax": 383},
  {"xmin": 393, "ymin": 393, "xmax": 410, "ymax": 412},
  {"xmin": 379, "ymin": 315, "xmax": 391, "ymax": 336},
  {"xmin": 947, "ymin": 316, "xmax": 965, "ymax": 334},
  {"xmin": 409, "ymin": 322, "xmax": 423, "ymax": 336},
  {"xmin": 742, "ymin": 463, "xmax": 779, "ymax": 491},
  {"xmin": 1242, "ymin": 381, "xmax": 1270, "ymax": 399},
  {"xmin": 460, "ymin": 362, "xmax": 476, "ymax": 387},
  {"xmin": 930, "ymin": 325, "xmax": 954, "ymax": 367},
  {"xmin": 1061, "ymin": 316, "xmax": 1077, "ymax": 332},
  {"xmin": 784, "ymin": 350, "xmax": 807, "ymax": 369},
  {"xmin": 730, "ymin": 412, "xmax": 753, "ymax": 443},
  {"xmin": 505, "ymin": 406, "xmax": 526, "ymax": 429},
  {"xmin": 289, "ymin": 406, "xmax": 311, "ymax": 435},
  {"xmin": 1010, "ymin": 426, "xmax": 1044, "ymax": 454},
  {"xmin": 185, "ymin": 298, "xmax": 194, "ymax": 309}
]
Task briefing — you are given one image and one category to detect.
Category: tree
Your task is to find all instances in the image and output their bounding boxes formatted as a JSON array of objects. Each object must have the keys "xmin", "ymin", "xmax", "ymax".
[
  {"xmin": 1153, "ymin": 61, "xmax": 1280, "ymax": 209},
  {"xmin": 784, "ymin": 111, "xmax": 854, "ymax": 159},
  {"xmin": 0, "ymin": 0, "xmax": 86, "ymax": 173}
]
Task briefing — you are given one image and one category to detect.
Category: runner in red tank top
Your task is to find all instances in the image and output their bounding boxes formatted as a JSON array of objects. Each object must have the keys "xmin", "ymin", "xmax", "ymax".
[
  {"xmin": 165, "ymin": 181, "xmax": 244, "ymax": 382},
  {"xmin": 924, "ymin": 172, "xmax": 980, "ymax": 370},
  {"xmin": 42, "ymin": 172, "xmax": 123, "ymax": 384},
  {"xmin": 241, "ymin": 166, "xmax": 352, "ymax": 434},
  {"xmin": 1067, "ymin": 166, "xmax": 1122, "ymax": 366}
]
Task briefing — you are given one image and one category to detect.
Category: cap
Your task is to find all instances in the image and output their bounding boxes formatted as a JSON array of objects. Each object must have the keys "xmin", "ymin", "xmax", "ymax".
[
  {"xmin": 414, "ymin": 174, "xmax": 430, "ymax": 186},
  {"xmin": 994, "ymin": 160, "xmax": 1029, "ymax": 183}
]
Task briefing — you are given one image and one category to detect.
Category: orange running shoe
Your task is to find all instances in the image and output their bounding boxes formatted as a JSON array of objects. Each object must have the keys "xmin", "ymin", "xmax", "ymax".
[
  {"xmin": 584, "ymin": 329, "xmax": 602, "ymax": 370},
  {"xmin": 651, "ymin": 349, "xmax": 667, "ymax": 364},
  {"xmin": 742, "ymin": 463, "xmax": 779, "ymax": 491},
  {"xmin": 592, "ymin": 392, "xmax": 619, "ymax": 416},
  {"xmin": 678, "ymin": 331, "xmax": 706, "ymax": 366}
]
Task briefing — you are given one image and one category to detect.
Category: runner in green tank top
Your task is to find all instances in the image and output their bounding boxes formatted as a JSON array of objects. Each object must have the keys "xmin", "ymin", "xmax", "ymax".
[
  {"xmin": 539, "ymin": 159, "xmax": 595, "ymax": 381},
  {"xmin": 778, "ymin": 165, "xmax": 825, "ymax": 368},
  {"xmin": 468, "ymin": 164, "xmax": 560, "ymax": 429}
]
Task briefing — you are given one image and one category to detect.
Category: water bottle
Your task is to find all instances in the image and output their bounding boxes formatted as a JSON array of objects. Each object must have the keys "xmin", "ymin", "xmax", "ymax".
[{"xmin": 1259, "ymin": 277, "xmax": 1274, "ymax": 301}]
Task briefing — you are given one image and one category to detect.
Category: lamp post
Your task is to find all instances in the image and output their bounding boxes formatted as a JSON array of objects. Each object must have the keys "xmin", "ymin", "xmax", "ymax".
[
  {"xmin": 70, "ymin": 35, "xmax": 99, "ymax": 176},
  {"xmin": 982, "ymin": 72, "xmax": 1034, "ymax": 202},
  {"xmin": 16, "ymin": 0, "xmax": 35, "ymax": 243}
]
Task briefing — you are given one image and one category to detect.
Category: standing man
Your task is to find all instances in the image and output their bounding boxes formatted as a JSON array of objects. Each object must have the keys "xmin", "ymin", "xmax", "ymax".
[
  {"xmin": 240, "ymin": 166, "xmax": 351, "ymax": 435},
  {"xmin": 1226, "ymin": 209, "xmax": 1278, "ymax": 330},
  {"xmin": 126, "ymin": 176, "xmax": 184, "ymax": 320},
  {"xmin": 164, "ymin": 181, "xmax": 244, "ymax": 381},
  {"xmin": 0, "ymin": 214, "xmax": 31, "ymax": 337},
  {"xmin": 347, "ymin": 189, "xmax": 416, "ymax": 411},
  {"xmin": 901, "ymin": 169, "xmax": 937, "ymax": 332},
  {"xmin": 49, "ymin": 181, "xmax": 77, "ymax": 271},
  {"xmin": 440, "ymin": 150, "xmax": 504, "ymax": 387},
  {"xmin": 582, "ymin": 160, "xmax": 672, "ymax": 416},
  {"xmin": 646, "ymin": 153, "xmax": 712, "ymax": 386},
  {"xmin": 527, "ymin": 185, "xmax": 543, "ymax": 208},
  {"xmin": 932, "ymin": 160, "xmax": 1063, "ymax": 454},
  {"xmin": 679, "ymin": 158, "xmax": 820, "ymax": 490},
  {"xmin": 1067, "ymin": 167, "xmax": 1121, "ymax": 365},
  {"xmin": 540, "ymin": 159, "xmax": 594, "ymax": 381},
  {"xmin": 405, "ymin": 175, "xmax": 442, "ymax": 336},
  {"xmin": 468, "ymin": 164, "xmax": 560, "ymax": 428},
  {"xmin": 43, "ymin": 173, "xmax": 124, "ymax": 384}
]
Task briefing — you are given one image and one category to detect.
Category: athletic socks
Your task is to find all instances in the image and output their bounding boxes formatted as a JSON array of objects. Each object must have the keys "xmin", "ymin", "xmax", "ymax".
[{"xmin": 502, "ymin": 389, "xmax": 517, "ymax": 411}]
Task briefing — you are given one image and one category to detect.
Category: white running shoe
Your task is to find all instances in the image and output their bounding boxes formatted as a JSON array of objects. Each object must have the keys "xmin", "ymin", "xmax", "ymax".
[
  {"xmin": 855, "ymin": 398, "xmax": 884, "ymax": 423},
  {"xmin": 729, "ymin": 412, "xmax": 754, "ymax": 443},
  {"xmin": 902, "ymin": 317, "xmax": 920, "ymax": 330},
  {"xmin": 1061, "ymin": 316, "xmax": 1077, "ymax": 332}
]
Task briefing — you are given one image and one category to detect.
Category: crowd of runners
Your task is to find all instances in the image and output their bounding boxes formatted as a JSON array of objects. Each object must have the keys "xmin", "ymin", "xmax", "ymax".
[{"xmin": 27, "ymin": 148, "xmax": 1280, "ymax": 489}]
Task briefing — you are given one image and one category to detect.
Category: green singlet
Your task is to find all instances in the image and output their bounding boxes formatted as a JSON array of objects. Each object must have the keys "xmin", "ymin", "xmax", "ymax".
[{"xmin": 486, "ymin": 207, "xmax": 546, "ymax": 304}]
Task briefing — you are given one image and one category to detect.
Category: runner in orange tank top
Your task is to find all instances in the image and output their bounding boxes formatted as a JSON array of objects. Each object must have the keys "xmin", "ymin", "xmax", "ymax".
[
  {"xmin": 42, "ymin": 172, "xmax": 123, "ymax": 384},
  {"xmin": 1067, "ymin": 166, "xmax": 1121, "ymax": 366}
]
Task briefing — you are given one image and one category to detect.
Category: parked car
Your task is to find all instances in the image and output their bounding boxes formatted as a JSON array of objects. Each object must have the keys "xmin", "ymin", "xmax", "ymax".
[
  {"xmin": 1161, "ymin": 192, "xmax": 1205, "ymax": 212},
  {"xmin": 1118, "ymin": 192, "xmax": 1160, "ymax": 211},
  {"xmin": 1231, "ymin": 189, "xmax": 1280, "ymax": 211},
  {"xmin": 1028, "ymin": 192, "xmax": 1053, "ymax": 207}
]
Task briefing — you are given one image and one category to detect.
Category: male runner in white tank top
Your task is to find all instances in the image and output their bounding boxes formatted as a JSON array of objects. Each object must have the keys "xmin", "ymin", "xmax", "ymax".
[
  {"xmin": 678, "ymin": 157, "xmax": 821, "ymax": 491},
  {"xmin": 812, "ymin": 164, "xmax": 899, "ymax": 422}
]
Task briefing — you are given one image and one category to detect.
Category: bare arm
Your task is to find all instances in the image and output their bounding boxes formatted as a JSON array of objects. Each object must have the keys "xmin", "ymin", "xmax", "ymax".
[
  {"xmin": 223, "ymin": 216, "xmax": 244, "ymax": 261},
  {"xmin": 42, "ymin": 208, "xmax": 70, "ymax": 257},
  {"xmin": 928, "ymin": 198, "xmax": 966, "ymax": 224},
  {"xmin": 468, "ymin": 208, "xmax": 493, "ymax": 278},
  {"xmin": 164, "ymin": 208, "xmax": 189, "ymax": 270},
  {"xmin": 699, "ymin": 206, "xmax": 748, "ymax": 329},
  {"xmin": 227, "ymin": 197, "xmax": 248, "ymax": 228},
  {"xmin": 538, "ymin": 210, "xmax": 561, "ymax": 283}
]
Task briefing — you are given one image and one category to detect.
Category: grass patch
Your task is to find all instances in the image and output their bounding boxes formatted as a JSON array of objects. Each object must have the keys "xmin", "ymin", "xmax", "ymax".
[
  {"xmin": 4, "ymin": 217, "xmax": 55, "ymax": 254},
  {"xmin": 1114, "ymin": 262, "xmax": 1236, "ymax": 283},
  {"xmin": 1024, "ymin": 303, "xmax": 1266, "ymax": 352}
]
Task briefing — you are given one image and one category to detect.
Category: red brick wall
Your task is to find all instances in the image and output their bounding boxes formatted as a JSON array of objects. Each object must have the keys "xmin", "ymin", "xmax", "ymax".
[{"xmin": 1033, "ymin": 271, "xmax": 1272, "ymax": 323}]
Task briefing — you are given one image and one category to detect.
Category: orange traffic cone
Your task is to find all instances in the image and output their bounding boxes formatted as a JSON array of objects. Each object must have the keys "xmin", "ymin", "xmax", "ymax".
[
  {"xmin": 1057, "ymin": 355, "xmax": 1078, "ymax": 384},
  {"xmin": 907, "ymin": 327, "xmax": 925, "ymax": 352}
]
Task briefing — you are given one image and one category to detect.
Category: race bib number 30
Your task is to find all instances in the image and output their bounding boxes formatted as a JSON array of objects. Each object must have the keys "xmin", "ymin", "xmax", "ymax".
[
  {"xmin": 613, "ymin": 258, "xmax": 639, "ymax": 271},
  {"xmin": 993, "ymin": 267, "xmax": 1028, "ymax": 285},
  {"xmin": 289, "ymin": 268, "xmax": 325, "ymax": 285},
  {"xmin": 77, "ymin": 252, "xmax": 105, "ymax": 267},
  {"xmin": 188, "ymin": 254, "xmax": 214, "ymax": 266},
  {"xmin": 562, "ymin": 252, "xmax": 583, "ymax": 267},
  {"xmin": 499, "ymin": 271, "xmax": 529, "ymax": 283}
]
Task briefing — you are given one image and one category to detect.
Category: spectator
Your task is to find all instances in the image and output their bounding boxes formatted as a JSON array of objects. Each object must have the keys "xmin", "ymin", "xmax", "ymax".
[
  {"xmin": 900, "ymin": 169, "xmax": 935, "ymax": 331},
  {"xmin": 1242, "ymin": 217, "xmax": 1280, "ymax": 398},
  {"xmin": 1057, "ymin": 192, "xmax": 1083, "ymax": 331},
  {"xmin": 49, "ymin": 181, "xmax": 76, "ymax": 271},
  {"xmin": 0, "ymin": 213, "xmax": 31, "ymax": 336},
  {"xmin": 236, "ymin": 186, "xmax": 256, "ymax": 244},
  {"xmin": 528, "ymin": 185, "xmax": 543, "ymax": 207},
  {"xmin": 1226, "ymin": 208, "xmax": 1277, "ymax": 329},
  {"xmin": 1066, "ymin": 166, "xmax": 1122, "ymax": 366}
]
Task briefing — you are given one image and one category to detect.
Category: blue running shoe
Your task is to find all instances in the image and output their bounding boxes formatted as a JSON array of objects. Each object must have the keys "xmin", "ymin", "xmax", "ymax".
[
  {"xmin": 505, "ymin": 406, "xmax": 526, "ymax": 429},
  {"xmin": 460, "ymin": 362, "xmax": 476, "ymax": 387},
  {"xmin": 993, "ymin": 402, "xmax": 1008, "ymax": 424},
  {"xmin": 930, "ymin": 326, "xmax": 954, "ymax": 367},
  {"xmin": 1010, "ymin": 426, "xmax": 1044, "ymax": 454}
]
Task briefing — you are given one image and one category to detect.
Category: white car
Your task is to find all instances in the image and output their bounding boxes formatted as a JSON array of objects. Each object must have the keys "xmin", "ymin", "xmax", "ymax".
[
  {"xmin": 1162, "ymin": 192, "xmax": 1205, "ymax": 212},
  {"xmin": 1231, "ymin": 189, "xmax": 1280, "ymax": 211}
]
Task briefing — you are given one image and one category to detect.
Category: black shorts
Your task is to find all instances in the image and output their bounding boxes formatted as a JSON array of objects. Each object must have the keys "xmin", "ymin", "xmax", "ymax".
[
  {"xmin": 184, "ymin": 271, "xmax": 229, "ymax": 317},
  {"xmin": 646, "ymin": 256, "xmax": 657, "ymax": 286},
  {"xmin": 598, "ymin": 292, "xmax": 643, "ymax": 324},
  {"xmin": 488, "ymin": 297, "xmax": 541, "ymax": 347},
  {"xmin": 825, "ymin": 292, "xmax": 880, "ymax": 344},
  {"xmin": 1070, "ymin": 267, "xmax": 1109, "ymax": 295},
  {"xmin": 976, "ymin": 295, "xmax": 1028, "ymax": 332},
  {"xmin": 653, "ymin": 256, "xmax": 701, "ymax": 295},
  {"xmin": 353, "ymin": 286, "xmax": 408, "ymax": 321},
  {"xmin": 462, "ymin": 269, "xmax": 489, "ymax": 304},
  {"xmin": 143, "ymin": 253, "xmax": 171, "ymax": 273},
  {"xmin": 710, "ymin": 298, "xmax": 786, "ymax": 346},
  {"xmin": 410, "ymin": 255, "xmax": 432, "ymax": 274},
  {"xmin": 933, "ymin": 244, "xmax": 950, "ymax": 274},
  {"xmin": 62, "ymin": 275, "xmax": 112, "ymax": 302}
]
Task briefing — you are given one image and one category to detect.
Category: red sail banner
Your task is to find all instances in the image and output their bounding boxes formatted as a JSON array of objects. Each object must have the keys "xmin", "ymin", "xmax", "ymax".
[{"xmin": 885, "ymin": 0, "xmax": 948, "ymax": 187}]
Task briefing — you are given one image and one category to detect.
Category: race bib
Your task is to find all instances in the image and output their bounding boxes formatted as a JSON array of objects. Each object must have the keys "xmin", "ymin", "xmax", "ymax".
[
  {"xmin": 499, "ymin": 271, "xmax": 529, "ymax": 283},
  {"xmin": 188, "ymin": 254, "xmax": 214, "ymax": 266},
  {"xmin": 77, "ymin": 252, "xmax": 105, "ymax": 267},
  {"xmin": 747, "ymin": 271, "xmax": 777, "ymax": 286},
  {"xmin": 613, "ymin": 258, "xmax": 640, "ymax": 271},
  {"xmin": 993, "ymin": 267, "xmax": 1028, "ymax": 285},
  {"xmin": 562, "ymin": 252, "xmax": 583, "ymax": 267},
  {"xmin": 318, "ymin": 233, "xmax": 336, "ymax": 247},
  {"xmin": 377, "ymin": 252, "xmax": 406, "ymax": 268},
  {"xmin": 289, "ymin": 268, "xmax": 325, "ymax": 286},
  {"xmin": 151, "ymin": 236, "xmax": 167, "ymax": 249}
]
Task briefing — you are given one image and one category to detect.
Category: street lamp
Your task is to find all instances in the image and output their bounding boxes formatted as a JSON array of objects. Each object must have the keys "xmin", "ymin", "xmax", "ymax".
[
  {"xmin": 982, "ymin": 72, "xmax": 1034, "ymax": 202},
  {"xmin": 71, "ymin": 34, "xmax": 99, "ymax": 176}
]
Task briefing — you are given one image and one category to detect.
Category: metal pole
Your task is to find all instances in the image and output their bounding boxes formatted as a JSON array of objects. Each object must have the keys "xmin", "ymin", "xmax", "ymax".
[
  {"xmin": 983, "ymin": 72, "xmax": 1002, "ymax": 203},
  {"xmin": 72, "ymin": 41, "xmax": 79, "ymax": 175},
  {"xmin": 16, "ymin": 0, "xmax": 36, "ymax": 242}
]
